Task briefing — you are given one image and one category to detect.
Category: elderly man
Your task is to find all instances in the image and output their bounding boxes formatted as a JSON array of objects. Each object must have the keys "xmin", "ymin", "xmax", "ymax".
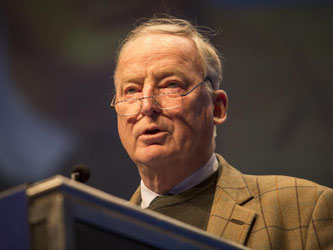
[{"xmin": 111, "ymin": 17, "xmax": 333, "ymax": 249}]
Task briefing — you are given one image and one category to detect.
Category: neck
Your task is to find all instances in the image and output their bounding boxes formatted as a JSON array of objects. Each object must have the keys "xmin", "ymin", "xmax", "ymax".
[{"xmin": 137, "ymin": 151, "xmax": 213, "ymax": 194}]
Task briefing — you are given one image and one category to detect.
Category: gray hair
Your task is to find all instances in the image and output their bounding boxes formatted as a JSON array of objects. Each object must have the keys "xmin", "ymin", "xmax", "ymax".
[{"xmin": 114, "ymin": 17, "xmax": 223, "ymax": 90}]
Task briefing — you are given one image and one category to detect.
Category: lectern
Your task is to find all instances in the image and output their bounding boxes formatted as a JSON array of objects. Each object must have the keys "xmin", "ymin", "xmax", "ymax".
[{"xmin": 0, "ymin": 176, "xmax": 246, "ymax": 250}]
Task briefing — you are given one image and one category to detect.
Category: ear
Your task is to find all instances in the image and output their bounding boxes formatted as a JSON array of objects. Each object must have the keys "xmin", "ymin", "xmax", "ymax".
[{"xmin": 212, "ymin": 90, "xmax": 228, "ymax": 125}]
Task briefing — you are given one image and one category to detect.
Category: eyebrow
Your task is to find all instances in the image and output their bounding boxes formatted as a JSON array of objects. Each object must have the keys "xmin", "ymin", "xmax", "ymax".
[
  {"xmin": 153, "ymin": 69, "xmax": 188, "ymax": 82},
  {"xmin": 119, "ymin": 68, "xmax": 190, "ymax": 87},
  {"xmin": 121, "ymin": 76, "xmax": 145, "ymax": 84}
]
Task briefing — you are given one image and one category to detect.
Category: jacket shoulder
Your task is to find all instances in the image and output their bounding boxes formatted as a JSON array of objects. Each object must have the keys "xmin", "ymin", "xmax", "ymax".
[{"xmin": 242, "ymin": 173, "xmax": 329, "ymax": 200}]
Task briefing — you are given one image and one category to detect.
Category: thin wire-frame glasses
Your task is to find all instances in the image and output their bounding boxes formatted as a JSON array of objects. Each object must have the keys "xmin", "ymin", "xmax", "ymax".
[{"xmin": 110, "ymin": 77, "xmax": 211, "ymax": 116}]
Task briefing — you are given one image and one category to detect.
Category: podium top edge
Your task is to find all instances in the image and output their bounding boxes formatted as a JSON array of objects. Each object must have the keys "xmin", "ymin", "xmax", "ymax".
[
  {"xmin": 26, "ymin": 175, "xmax": 67, "ymax": 197},
  {"xmin": 0, "ymin": 183, "xmax": 28, "ymax": 199},
  {"xmin": 26, "ymin": 175, "xmax": 128, "ymax": 206}
]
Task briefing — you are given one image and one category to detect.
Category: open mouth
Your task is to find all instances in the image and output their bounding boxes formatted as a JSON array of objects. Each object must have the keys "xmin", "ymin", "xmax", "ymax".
[
  {"xmin": 144, "ymin": 129, "xmax": 161, "ymax": 135},
  {"xmin": 139, "ymin": 128, "xmax": 167, "ymax": 144}
]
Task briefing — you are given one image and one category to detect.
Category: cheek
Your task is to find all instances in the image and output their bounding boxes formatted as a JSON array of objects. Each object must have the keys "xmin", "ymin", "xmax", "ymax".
[
  {"xmin": 182, "ymin": 96, "xmax": 214, "ymax": 129},
  {"xmin": 171, "ymin": 105, "xmax": 213, "ymax": 141},
  {"xmin": 117, "ymin": 118, "xmax": 132, "ymax": 147}
]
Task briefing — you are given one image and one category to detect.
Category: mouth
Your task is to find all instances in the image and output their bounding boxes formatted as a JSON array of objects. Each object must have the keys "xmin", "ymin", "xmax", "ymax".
[
  {"xmin": 143, "ymin": 129, "xmax": 161, "ymax": 135},
  {"xmin": 138, "ymin": 127, "xmax": 168, "ymax": 144}
]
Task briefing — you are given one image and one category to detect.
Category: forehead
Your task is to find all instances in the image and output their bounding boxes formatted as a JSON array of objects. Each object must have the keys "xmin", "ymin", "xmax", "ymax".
[{"xmin": 114, "ymin": 33, "xmax": 203, "ymax": 85}]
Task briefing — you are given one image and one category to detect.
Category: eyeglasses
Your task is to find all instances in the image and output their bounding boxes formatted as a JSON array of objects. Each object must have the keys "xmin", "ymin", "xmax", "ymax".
[{"xmin": 110, "ymin": 77, "xmax": 211, "ymax": 116}]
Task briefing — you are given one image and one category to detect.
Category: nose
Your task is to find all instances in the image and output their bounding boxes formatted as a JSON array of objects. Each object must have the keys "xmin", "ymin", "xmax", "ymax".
[{"xmin": 140, "ymin": 95, "xmax": 161, "ymax": 116}]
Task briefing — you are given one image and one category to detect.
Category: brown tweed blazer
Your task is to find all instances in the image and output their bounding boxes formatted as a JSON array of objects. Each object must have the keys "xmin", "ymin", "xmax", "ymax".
[{"xmin": 130, "ymin": 154, "xmax": 333, "ymax": 249}]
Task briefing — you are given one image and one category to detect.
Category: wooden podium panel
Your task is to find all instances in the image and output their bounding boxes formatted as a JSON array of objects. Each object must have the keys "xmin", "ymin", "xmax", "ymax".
[{"xmin": 0, "ymin": 176, "xmax": 247, "ymax": 250}]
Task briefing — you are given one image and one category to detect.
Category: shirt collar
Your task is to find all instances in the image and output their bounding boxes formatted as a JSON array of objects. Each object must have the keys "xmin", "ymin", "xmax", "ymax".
[{"xmin": 140, "ymin": 153, "xmax": 219, "ymax": 208}]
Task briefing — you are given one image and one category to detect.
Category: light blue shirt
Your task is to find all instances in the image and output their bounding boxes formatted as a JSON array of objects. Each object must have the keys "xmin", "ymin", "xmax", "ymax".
[{"xmin": 140, "ymin": 153, "xmax": 219, "ymax": 208}]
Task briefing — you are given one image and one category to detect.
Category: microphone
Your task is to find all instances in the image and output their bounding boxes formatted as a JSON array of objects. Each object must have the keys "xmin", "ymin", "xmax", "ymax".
[{"xmin": 71, "ymin": 164, "xmax": 91, "ymax": 183}]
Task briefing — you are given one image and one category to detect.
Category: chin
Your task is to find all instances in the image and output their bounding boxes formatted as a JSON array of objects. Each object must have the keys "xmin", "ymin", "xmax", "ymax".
[{"xmin": 134, "ymin": 145, "xmax": 174, "ymax": 165}]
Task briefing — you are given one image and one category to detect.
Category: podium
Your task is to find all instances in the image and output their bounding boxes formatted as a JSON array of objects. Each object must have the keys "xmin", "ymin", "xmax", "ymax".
[{"xmin": 0, "ymin": 176, "xmax": 246, "ymax": 250}]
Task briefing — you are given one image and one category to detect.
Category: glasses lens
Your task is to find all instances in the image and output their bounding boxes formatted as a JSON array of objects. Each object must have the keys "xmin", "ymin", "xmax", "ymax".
[
  {"xmin": 114, "ymin": 93, "xmax": 182, "ymax": 116},
  {"xmin": 115, "ymin": 99, "xmax": 141, "ymax": 116},
  {"xmin": 155, "ymin": 93, "xmax": 182, "ymax": 109}
]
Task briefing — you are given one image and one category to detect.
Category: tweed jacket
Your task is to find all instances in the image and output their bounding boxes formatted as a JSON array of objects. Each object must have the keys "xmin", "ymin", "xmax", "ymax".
[{"xmin": 129, "ymin": 154, "xmax": 333, "ymax": 249}]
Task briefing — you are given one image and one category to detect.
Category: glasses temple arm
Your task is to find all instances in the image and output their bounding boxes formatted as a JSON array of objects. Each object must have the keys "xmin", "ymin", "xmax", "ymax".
[{"xmin": 181, "ymin": 77, "xmax": 211, "ymax": 97}]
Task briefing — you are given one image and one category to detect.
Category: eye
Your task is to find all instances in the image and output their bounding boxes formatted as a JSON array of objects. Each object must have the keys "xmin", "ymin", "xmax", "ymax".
[
  {"xmin": 124, "ymin": 85, "xmax": 141, "ymax": 95},
  {"xmin": 127, "ymin": 88, "xmax": 138, "ymax": 94},
  {"xmin": 167, "ymin": 82, "xmax": 182, "ymax": 89}
]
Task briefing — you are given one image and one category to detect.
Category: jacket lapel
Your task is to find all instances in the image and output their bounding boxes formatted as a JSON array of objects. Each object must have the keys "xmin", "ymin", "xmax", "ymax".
[
  {"xmin": 129, "ymin": 186, "xmax": 141, "ymax": 205},
  {"xmin": 207, "ymin": 154, "xmax": 257, "ymax": 245}
]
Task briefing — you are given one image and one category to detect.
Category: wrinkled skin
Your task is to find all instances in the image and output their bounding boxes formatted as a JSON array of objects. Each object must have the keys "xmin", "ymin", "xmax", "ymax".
[{"xmin": 114, "ymin": 33, "xmax": 227, "ymax": 194}]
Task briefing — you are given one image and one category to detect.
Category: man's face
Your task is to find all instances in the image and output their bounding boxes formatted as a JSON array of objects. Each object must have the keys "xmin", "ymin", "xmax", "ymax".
[{"xmin": 114, "ymin": 33, "xmax": 223, "ymax": 169}]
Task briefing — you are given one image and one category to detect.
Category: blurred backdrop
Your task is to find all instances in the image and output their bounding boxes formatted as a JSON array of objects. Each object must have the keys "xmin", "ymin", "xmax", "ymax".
[{"xmin": 0, "ymin": 0, "xmax": 332, "ymax": 199}]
